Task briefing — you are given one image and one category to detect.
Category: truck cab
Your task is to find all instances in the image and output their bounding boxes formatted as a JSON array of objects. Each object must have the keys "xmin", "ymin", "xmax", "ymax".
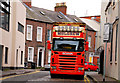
[{"xmin": 47, "ymin": 22, "xmax": 88, "ymax": 79}]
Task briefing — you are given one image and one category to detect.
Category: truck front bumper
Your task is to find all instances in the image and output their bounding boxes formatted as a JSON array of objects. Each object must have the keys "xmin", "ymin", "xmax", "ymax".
[{"xmin": 50, "ymin": 69, "xmax": 84, "ymax": 75}]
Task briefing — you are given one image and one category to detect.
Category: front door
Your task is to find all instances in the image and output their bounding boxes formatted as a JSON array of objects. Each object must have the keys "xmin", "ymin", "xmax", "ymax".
[
  {"xmin": 38, "ymin": 52, "xmax": 42, "ymax": 66},
  {"xmin": 37, "ymin": 47, "xmax": 45, "ymax": 67}
]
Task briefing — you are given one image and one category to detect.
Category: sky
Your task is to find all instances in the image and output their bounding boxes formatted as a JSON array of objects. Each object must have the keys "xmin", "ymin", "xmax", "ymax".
[{"xmin": 32, "ymin": 0, "xmax": 101, "ymax": 17}]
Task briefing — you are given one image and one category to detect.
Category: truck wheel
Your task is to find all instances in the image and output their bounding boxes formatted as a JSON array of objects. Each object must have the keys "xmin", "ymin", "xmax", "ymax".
[
  {"xmin": 51, "ymin": 74, "xmax": 56, "ymax": 78},
  {"xmin": 81, "ymin": 75, "xmax": 84, "ymax": 80},
  {"xmin": 88, "ymin": 68, "xmax": 90, "ymax": 71},
  {"xmin": 76, "ymin": 75, "xmax": 84, "ymax": 80}
]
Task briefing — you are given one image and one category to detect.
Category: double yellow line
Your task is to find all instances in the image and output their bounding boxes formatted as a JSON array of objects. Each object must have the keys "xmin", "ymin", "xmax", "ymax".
[
  {"xmin": 1, "ymin": 71, "xmax": 91, "ymax": 83},
  {"xmin": 84, "ymin": 76, "xmax": 90, "ymax": 83},
  {"xmin": 0, "ymin": 71, "xmax": 40, "ymax": 80}
]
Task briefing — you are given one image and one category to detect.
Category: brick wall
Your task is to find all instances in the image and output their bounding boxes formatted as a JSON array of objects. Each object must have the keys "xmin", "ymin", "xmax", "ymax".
[
  {"xmin": 86, "ymin": 30, "xmax": 96, "ymax": 62},
  {"xmin": 25, "ymin": 19, "xmax": 53, "ymax": 67}
]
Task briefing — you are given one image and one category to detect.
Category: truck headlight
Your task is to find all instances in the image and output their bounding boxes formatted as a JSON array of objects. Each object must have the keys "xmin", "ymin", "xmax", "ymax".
[
  {"xmin": 51, "ymin": 66, "xmax": 56, "ymax": 69},
  {"xmin": 78, "ymin": 67, "xmax": 84, "ymax": 70}
]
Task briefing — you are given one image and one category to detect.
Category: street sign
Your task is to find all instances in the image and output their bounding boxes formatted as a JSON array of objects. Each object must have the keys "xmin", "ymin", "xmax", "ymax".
[
  {"xmin": 103, "ymin": 23, "xmax": 112, "ymax": 81},
  {"xmin": 103, "ymin": 23, "xmax": 111, "ymax": 42}
]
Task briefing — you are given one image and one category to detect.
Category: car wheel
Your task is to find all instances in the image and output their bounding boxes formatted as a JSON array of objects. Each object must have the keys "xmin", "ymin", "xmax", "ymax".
[
  {"xmin": 88, "ymin": 68, "xmax": 90, "ymax": 71},
  {"xmin": 96, "ymin": 68, "xmax": 99, "ymax": 72}
]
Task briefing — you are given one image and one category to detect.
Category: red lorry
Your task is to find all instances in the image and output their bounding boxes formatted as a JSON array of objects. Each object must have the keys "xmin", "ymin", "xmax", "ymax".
[{"xmin": 47, "ymin": 22, "xmax": 88, "ymax": 79}]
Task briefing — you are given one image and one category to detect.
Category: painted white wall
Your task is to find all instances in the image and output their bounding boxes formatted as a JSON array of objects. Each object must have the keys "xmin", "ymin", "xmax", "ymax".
[
  {"xmin": 1, "ymin": 0, "xmax": 26, "ymax": 68},
  {"xmin": 101, "ymin": 0, "xmax": 119, "ymax": 80}
]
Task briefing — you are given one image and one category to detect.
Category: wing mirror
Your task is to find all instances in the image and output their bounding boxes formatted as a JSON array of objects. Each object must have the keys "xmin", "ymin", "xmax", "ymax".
[
  {"xmin": 47, "ymin": 40, "xmax": 51, "ymax": 50},
  {"xmin": 85, "ymin": 41, "xmax": 89, "ymax": 51}
]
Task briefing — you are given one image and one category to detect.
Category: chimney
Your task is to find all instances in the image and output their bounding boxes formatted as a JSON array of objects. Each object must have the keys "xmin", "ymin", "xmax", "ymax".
[
  {"xmin": 54, "ymin": 2, "xmax": 67, "ymax": 15},
  {"xmin": 22, "ymin": 0, "xmax": 32, "ymax": 8}
]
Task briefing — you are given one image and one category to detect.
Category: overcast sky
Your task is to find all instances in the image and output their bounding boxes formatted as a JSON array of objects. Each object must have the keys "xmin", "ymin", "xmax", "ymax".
[{"xmin": 32, "ymin": 0, "xmax": 101, "ymax": 17}]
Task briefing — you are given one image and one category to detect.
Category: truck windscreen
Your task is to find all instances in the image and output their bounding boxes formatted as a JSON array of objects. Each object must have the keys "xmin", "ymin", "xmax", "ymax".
[{"xmin": 53, "ymin": 39, "xmax": 84, "ymax": 52}]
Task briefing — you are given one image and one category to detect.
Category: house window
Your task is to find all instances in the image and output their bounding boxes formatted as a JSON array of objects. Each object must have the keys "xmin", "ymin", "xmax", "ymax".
[
  {"xmin": 21, "ymin": 51, "xmax": 23, "ymax": 64},
  {"xmin": 88, "ymin": 36, "xmax": 91, "ymax": 48},
  {"xmin": 18, "ymin": 22, "xmax": 24, "ymax": 33},
  {"xmin": 27, "ymin": 25, "xmax": 33, "ymax": 40},
  {"xmin": 47, "ymin": 30, "xmax": 51, "ymax": 41},
  {"xmin": 37, "ymin": 27, "xmax": 42, "ymax": 42},
  {"xmin": 28, "ymin": 47, "xmax": 34, "ymax": 62},
  {"xmin": 0, "ymin": 1, "xmax": 10, "ymax": 31},
  {"xmin": 115, "ymin": 24, "xmax": 118, "ymax": 61},
  {"xmin": 5, "ymin": 47, "xmax": 8, "ymax": 64}
]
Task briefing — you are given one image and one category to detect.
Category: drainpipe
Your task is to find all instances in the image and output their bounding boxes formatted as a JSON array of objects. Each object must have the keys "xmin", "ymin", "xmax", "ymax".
[{"xmin": 44, "ymin": 23, "xmax": 48, "ymax": 66}]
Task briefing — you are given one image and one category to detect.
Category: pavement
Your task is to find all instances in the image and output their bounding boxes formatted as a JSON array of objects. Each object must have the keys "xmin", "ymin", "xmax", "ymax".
[
  {"xmin": 0, "ymin": 69, "xmax": 41, "ymax": 77},
  {"xmin": 86, "ymin": 71, "xmax": 118, "ymax": 83}
]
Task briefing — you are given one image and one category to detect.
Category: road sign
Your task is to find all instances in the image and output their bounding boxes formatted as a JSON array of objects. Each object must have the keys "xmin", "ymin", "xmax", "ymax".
[
  {"xmin": 103, "ymin": 23, "xmax": 112, "ymax": 81},
  {"xmin": 103, "ymin": 23, "xmax": 112, "ymax": 42}
]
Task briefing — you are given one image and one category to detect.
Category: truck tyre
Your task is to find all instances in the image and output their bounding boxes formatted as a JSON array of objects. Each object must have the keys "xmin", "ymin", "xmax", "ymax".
[
  {"xmin": 76, "ymin": 75, "xmax": 84, "ymax": 80},
  {"xmin": 51, "ymin": 74, "xmax": 56, "ymax": 78},
  {"xmin": 81, "ymin": 75, "xmax": 84, "ymax": 80}
]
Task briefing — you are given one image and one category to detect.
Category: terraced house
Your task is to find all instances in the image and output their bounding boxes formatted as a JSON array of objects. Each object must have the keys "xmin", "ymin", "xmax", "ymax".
[
  {"xmin": 80, "ymin": 16, "xmax": 100, "ymax": 66},
  {"xmin": 23, "ymin": 1, "xmax": 85, "ymax": 69},
  {"xmin": 0, "ymin": 0, "xmax": 26, "ymax": 70},
  {"xmin": 101, "ymin": 0, "xmax": 120, "ymax": 80}
]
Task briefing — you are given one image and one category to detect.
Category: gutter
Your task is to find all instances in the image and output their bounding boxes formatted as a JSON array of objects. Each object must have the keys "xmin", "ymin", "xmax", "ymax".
[
  {"xmin": 105, "ymin": 0, "xmax": 112, "ymax": 12},
  {"xmin": 26, "ymin": 18, "xmax": 53, "ymax": 24}
]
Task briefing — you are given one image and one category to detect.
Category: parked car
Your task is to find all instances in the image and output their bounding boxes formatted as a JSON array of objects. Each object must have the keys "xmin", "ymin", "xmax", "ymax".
[{"xmin": 84, "ymin": 62, "xmax": 99, "ymax": 72}]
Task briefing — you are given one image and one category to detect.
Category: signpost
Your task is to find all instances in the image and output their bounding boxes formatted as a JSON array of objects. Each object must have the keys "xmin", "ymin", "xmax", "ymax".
[{"xmin": 103, "ymin": 23, "xmax": 112, "ymax": 81}]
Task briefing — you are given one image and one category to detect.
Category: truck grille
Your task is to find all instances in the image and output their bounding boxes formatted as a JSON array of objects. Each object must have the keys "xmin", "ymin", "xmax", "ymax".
[{"xmin": 58, "ymin": 55, "xmax": 77, "ymax": 71}]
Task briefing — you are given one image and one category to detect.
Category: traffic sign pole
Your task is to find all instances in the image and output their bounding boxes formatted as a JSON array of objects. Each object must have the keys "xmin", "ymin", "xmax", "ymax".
[{"xmin": 103, "ymin": 41, "xmax": 107, "ymax": 82}]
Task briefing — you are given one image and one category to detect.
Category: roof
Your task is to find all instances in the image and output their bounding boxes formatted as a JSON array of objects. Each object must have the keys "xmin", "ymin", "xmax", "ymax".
[
  {"xmin": 79, "ymin": 18, "xmax": 100, "ymax": 31},
  {"xmin": 25, "ymin": 4, "xmax": 52, "ymax": 23},
  {"xmin": 24, "ymin": 3, "xmax": 83, "ymax": 23}
]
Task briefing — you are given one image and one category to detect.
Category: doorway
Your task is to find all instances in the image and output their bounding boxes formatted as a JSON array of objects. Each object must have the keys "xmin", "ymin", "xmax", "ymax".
[
  {"xmin": 38, "ymin": 52, "xmax": 42, "ymax": 66},
  {"xmin": 99, "ymin": 50, "xmax": 104, "ymax": 74},
  {"xmin": 0, "ymin": 45, "xmax": 3, "ymax": 70},
  {"xmin": 37, "ymin": 47, "xmax": 45, "ymax": 67}
]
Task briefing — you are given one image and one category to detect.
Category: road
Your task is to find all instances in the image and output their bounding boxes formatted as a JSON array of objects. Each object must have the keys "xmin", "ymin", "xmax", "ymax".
[{"xmin": 1, "ymin": 71, "xmax": 93, "ymax": 83}]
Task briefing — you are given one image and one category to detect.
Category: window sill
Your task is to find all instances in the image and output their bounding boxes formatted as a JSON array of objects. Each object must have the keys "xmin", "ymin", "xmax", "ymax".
[
  {"xmin": 110, "ymin": 61, "xmax": 112, "ymax": 64},
  {"xmin": 115, "ymin": 61, "xmax": 117, "ymax": 64},
  {"xmin": 112, "ymin": 5, "xmax": 115, "ymax": 10},
  {"xmin": 28, "ymin": 61, "xmax": 33, "ymax": 62},
  {"xmin": 0, "ymin": 27, "xmax": 9, "ymax": 32},
  {"xmin": 37, "ymin": 41, "xmax": 42, "ymax": 42},
  {"xmin": 27, "ymin": 39, "xmax": 32, "ymax": 41}
]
